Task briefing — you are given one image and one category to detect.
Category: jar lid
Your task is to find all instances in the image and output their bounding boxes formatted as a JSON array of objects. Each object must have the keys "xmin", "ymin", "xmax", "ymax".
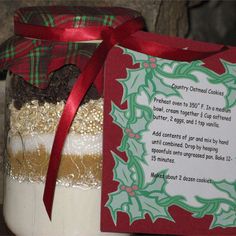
[
  {"xmin": 14, "ymin": 6, "xmax": 140, "ymax": 29},
  {"xmin": 0, "ymin": 6, "xmax": 141, "ymax": 88}
]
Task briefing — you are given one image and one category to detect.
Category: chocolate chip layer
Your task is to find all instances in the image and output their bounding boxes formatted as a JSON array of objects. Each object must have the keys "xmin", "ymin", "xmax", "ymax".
[{"xmin": 10, "ymin": 65, "xmax": 101, "ymax": 110}]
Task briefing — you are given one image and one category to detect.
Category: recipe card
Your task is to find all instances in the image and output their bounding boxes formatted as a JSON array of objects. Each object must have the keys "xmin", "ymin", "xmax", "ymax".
[{"xmin": 101, "ymin": 33, "xmax": 236, "ymax": 235}]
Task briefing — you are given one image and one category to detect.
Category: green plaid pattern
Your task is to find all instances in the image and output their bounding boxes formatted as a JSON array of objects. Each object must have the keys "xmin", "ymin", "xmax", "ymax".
[
  {"xmin": 14, "ymin": 6, "xmax": 139, "ymax": 28},
  {"xmin": 0, "ymin": 6, "xmax": 140, "ymax": 88}
]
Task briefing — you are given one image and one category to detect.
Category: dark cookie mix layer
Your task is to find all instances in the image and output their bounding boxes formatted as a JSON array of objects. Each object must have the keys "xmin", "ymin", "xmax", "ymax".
[{"xmin": 10, "ymin": 65, "xmax": 101, "ymax": 109}]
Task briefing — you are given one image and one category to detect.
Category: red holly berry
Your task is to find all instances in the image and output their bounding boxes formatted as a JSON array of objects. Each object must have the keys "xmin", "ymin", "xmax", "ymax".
[
  {"xmin": 149, "ymin": 57, "xmax": 156, "ymax": 62},
  {"xmin": 143, "ymin": 62, "xmax": 149, "ymax": 68},
  {"xmin": 132, "ymin": 185, "xmax": 138, "ymax": 191},
  {"xmin": 121, "ymin": 185, "xmax": 126, "ymax": 190},
  {"xmin": 150, "ymin": 63, "xmax": 157, "ymax": 68},
  {"xmin": 129, "ymin": 133, "xmax": 135, "ymax": 138},
  {"xmin": 125, "ymin": 128, "xmax": 132, "ymax": 133},
  {"xmin": 129, "ymin": 192, "xmax": 135, "ymax": 197},
  {"xmin": 126, "ymin": 187, "xmax": 133, "ymax": 193}
]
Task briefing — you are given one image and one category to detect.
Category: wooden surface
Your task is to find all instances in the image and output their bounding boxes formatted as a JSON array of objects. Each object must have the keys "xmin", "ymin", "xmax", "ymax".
[{"xmin": 0, "ymin": 205, "xmax": 14, "ymax": 236}]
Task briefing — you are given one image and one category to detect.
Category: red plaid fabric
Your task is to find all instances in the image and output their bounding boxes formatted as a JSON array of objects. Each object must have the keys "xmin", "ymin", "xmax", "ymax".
[{"xmin": 0, "ymin": 6, "xmax": 140, "ymax": 88}]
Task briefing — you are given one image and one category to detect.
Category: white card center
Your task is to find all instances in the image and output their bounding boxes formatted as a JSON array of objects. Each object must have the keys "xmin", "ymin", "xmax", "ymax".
[{"xmin": 139, "ymin": 71, "xmax": 236, "ymax": 207}]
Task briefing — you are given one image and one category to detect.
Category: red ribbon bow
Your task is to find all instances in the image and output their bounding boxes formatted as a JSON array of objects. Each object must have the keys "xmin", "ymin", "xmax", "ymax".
[
  {"xmin": 42, "ymin": 16, "xmax": 145, "ymax": 219},
  {"xmin": 15, "ymin": 15, "xmax": 228, "ymax": 220}
]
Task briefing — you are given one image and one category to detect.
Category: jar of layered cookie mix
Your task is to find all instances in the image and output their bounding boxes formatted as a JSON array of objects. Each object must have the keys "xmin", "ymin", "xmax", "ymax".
[{"xmin": 0, "ymin": 6, "xmax": 140, "ymax": 236}]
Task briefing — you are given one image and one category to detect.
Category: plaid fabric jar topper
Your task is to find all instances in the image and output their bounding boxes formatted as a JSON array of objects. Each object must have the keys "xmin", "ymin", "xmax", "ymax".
[{"xmin": 0, "ymin": 6, "xmax": 140, "ymax": 88}]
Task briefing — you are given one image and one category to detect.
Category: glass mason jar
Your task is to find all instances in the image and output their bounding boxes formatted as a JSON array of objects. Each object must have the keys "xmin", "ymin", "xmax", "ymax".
[{"xmin": 0, "ymin": 6, "xmax": 139, "ymax": 236}]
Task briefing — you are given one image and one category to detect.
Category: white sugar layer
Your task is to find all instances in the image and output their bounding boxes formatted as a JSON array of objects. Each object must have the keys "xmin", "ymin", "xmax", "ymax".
[{"xmin": 8, "ymin": 133, "xmax": 102, "ymax": 155}]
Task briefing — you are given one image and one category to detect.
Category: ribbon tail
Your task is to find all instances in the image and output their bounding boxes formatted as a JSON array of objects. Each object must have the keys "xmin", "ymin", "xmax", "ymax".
[
  {"xmin": 43, "ymin": 16, "xmax": 145, "ymax": 219},
  {"xmin": 43, "ymin": 73, "xmax": 92, "ymax": 219}
]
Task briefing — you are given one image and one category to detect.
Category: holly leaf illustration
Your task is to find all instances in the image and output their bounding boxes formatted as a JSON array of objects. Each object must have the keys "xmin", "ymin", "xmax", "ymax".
[
  {"xmin": 112, "ymin": 151, "xmax": 133, "ymax": 186},
  {"xmin": 156, "ymin": 58, "xmax": 183, "ymax": 67},
  {"xmin": 192, "ymin": 196, "xmax": 219, "ymax": 218},
  {"xmin": 192, "ymin": 203, "xmax": 218, "ymax": 218},
  {"xmin": 138, "ymin": 195, "xmax": 173, "ymax": 222},
  {"xmin": 130, "ymin": 115, "xmax": 149, "ymax": 134},
  {"xmin": 127, "ymin": 138, "xmax": 146, "ymax": 162},
  {"xmin": 224, "ymin": 79, "xmax": 236, "ymax": 89},
  {"xmin": 106, "ymin": 190, "xmax": 130, "ymax": 224},
  {"xmin": 124, "ymin": 48, "xmax": 176, "ymax": 68},
  {"xmin": 119, "ymin": 68, "xmax": 146, "ymax": 103},
  {"xmin": 152, "ymin": 76, "xmax": 180, "ymax": 98},
  {"xmin": 110, "ymin": 102, "xmax": 128, "ymax": 128},
  {"xmin": 154, "ymin": 61, "xmax": 200, "ymax": 83},
  {"xmin": 143, "ymin": 80, "xmax": 156, "ymax": 103},
  {"xmin": 141, "ymin": 171, "xmax": 170, "ymax": 201},
  {"xmin": 211, "ymin": 208, "xmax": 236, "ymax": 229},
  {"xmin": 213, "ymin": 60, "xmax": 236, "ymax": 109},
  {"xmin": 222, "ymin": 60, "xmax": 236, "ymax": 77},
  {"xmin": 127, "ymin": 197, "xmax": 144, "ymax": 223},
  {"xmin": 144, "ymin": 170, "xmax": 167, "ymax": 193},
  {"xmin": 224, "ymin": 87, "xmax": 236, "ymax": 109},
  {"xmin": 213, "ymin": 180, "xmax": 236, "ymax": 201},
  {"xmin": 124, "ymin": 47, "xmax": 149, "ymax": 63},
  {"xmin": 118, "ymin": 135, "xmax": 128, "ymax": 152},
  {"xmin": 175, "ymin": 60, "xmax": 202, "ymax": 81}
]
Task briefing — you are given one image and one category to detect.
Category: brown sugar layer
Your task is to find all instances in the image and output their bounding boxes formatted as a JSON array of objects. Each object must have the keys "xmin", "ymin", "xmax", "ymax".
[
  {"xmin": 9, "ymin": 98, "xmax": 103, "ymax": 136},
  {"xmin": 7, "ymin": 145, "xmax": 102, "ymax": 188}
]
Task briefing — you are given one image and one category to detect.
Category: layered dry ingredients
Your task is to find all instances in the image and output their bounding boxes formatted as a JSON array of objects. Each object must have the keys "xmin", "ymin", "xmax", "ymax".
[
  {"xmin": 6, "ymin": 65, "xmax": 103, "ymax": 188},
  {"xmin": 4, "ymin": 67, "xmax": 128, "ymax": 236}
]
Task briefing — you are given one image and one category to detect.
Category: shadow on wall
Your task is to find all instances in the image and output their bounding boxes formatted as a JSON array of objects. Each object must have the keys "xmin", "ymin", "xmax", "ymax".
[{"xmin": 188, "ymin": 0, "xmax": 236, "ymax": 46}]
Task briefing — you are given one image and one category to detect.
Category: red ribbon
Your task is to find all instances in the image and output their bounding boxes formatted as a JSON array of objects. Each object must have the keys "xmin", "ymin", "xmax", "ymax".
[
  {"xmin": 14, "ymin": 17, "xmax": 228, "ymax": 220},
  {"xmin": 42, "ymin": 16, "xmax": 145, "ymax": 219},
  {"xmin": 121, "ymin": 35, "xmax": 228, "ymax": 61},
  {"xmin": 15, "ymin": 21, "xmax": 111, "ymax": 41}
]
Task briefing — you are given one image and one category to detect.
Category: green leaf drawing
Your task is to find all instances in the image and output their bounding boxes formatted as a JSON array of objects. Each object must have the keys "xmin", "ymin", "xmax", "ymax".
[
  {"xmin": 213, "ymin": 180, "xmax": 236, "ymax": 201},
  {"xmin": 130, "ymin": 116, "xmax": 149, "ymax": 134},
  {"xmin": 154, "ymin": 61, "xmax": 200, "ymax": 82},
  {"xmin": 211, "ymin": 208, "xmax": 236, "ymax": 229},
  {"xmin": 119, "ymin": 68, "xmax": 146, "ymax": 102},
  {"xmin": 144, "ymin": 170, "xmax": 167, "ymax": 193},
  {"xmin": 192, "ymin": 197, "xmax": 219, "ymax": 218},
  {"xmin": 140, "ymin": 171, "xmax": 171, "ymax": 202},
  {"xmin": 224, "ymin": 79, "xmax": 236, "ymax": 89},
  {"xmin": 124, "ymin": 48, "xmax": 181, "ymax": 69},
  {"xmin": 127, "ymin": 197, "xmax": 144, "ymax": 223},
  {"xmin": 152, "ymin": 76, "xmax": 180, "ymax": 97},
  {"xmin": 174, "ymin": 61, "xmax": 202, "ymax": 81},
  {"xmin": 106, "ymin": 190, "xmax": 130, "ymax": 224},
  {"xmin": 222, "ymin": 60, "xmax": 236, "ymax": 77},
  {"xmin": 225, "ymin": 88, "xmax": 236, "ymax": 108},
  {"xmin": 110, "ymin": 102, "xmax": 128, "ymax": 128},
  {"xmin": 143, "ymin": 80, "xmax": 156, "ymax": 103},
  {"xmin": 123, "ymin": 47, "xmax": 149, "ymax": 63},
  {"xmin": 138, "ymin": 195, "xmax": 173, "ymax": 222},
  {"xmin": 112, "ymin": 152, "xmax": 133, "ymax": 186},
  {"xmin": 118, "ymin": 134, "xmax": 129, "ymax": 152},
  {"xmin": 127, "ymin": 138, "xmax": 146, "ymax": 162}
]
